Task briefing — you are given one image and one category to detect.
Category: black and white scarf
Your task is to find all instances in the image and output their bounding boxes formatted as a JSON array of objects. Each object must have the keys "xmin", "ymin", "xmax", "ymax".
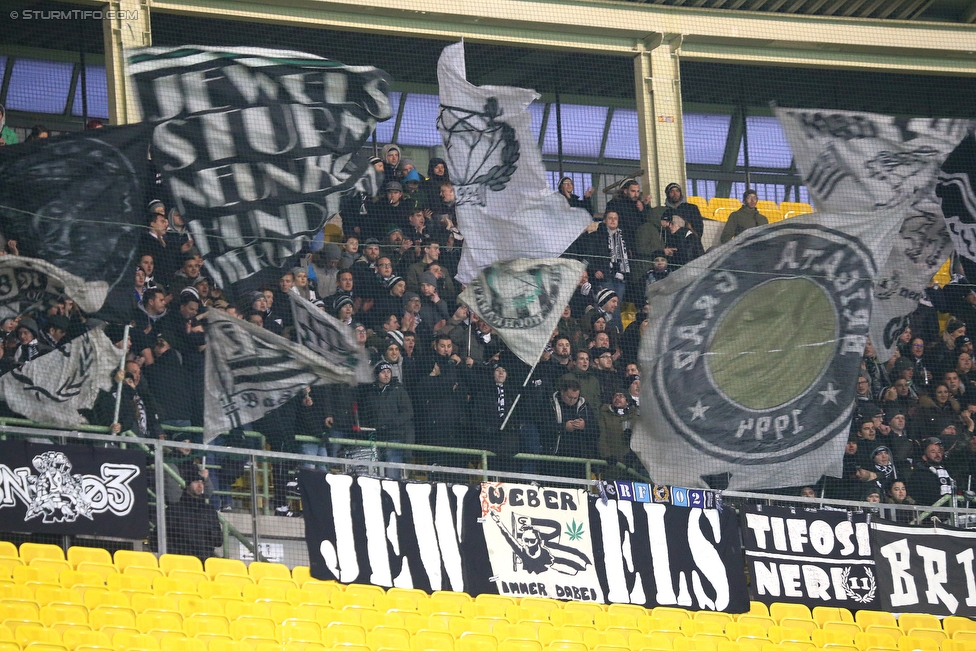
[{"xmin": 608, "ymin": 228, "xmax": 630, "ymax": 274}]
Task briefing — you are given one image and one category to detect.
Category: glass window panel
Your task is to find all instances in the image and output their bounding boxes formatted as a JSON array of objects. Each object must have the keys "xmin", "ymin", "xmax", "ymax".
[
  {"xmin": 373, "ymin": 91, "xmax": 401, "ymax": 143},
  {"xmin": 6, "ymin": 58, "xmax": 74, "ymax": 114},
  {"xmin": 546, "ymin": 171, "xmax": 592, "ymax": 195},
  {"xmin": 603, "ymin": 109, "xmax": 639, "ymax": 161},
  {"xmin": 71, "ymin": 65, "xmax": 109, "ymax": 118},
  {"xmin": 396, "ymin": 93, "xmax": 441, "ymax": 147},
  {"xmin": 736, "ymin": 116, "xmax": 793, "ymax": 168},
  {"xmin": 528, "ymin": 101, "xmax": 545, "ymax": 141},
  {"xmin": 541, "ymin": 104, "xmax": 607, "ymax": 158},
  {"xmin": 684, "ymin": 113, "xmax": 731, "ymax": 165}
]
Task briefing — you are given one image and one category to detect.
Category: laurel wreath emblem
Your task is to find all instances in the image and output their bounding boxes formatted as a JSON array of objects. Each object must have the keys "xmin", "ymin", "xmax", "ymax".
[{"xmin": 841, "ymin": 566, "xmax": 877, "ymax": 604}]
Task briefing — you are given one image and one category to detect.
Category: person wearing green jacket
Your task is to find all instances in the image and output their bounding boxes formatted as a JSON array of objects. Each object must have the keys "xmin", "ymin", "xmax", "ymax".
[
  {"xmin": 0, "ymin": 105, "xmax": 19, "ymax": 146},
  {"xmin": 720, "ymin": 188, "xmax": 768, "ymax": 244}
]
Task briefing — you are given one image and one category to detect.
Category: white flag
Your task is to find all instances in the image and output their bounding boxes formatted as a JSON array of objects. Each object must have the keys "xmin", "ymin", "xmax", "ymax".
[
  {"xmin": 204, "ymin": 310, "xmax": 359, "ymax": 441},
  {"xmin": 774, "ymin": 107, "xmax": 973, "ymax": 361},
  {"xmin": 0, "ymin": 328, "xmax": 120, "ymax": 428},
  {"xmin": 0, "ymin": 256, "xmax": 109, "ymax": 317},
  {"xmin": 436, "ymin": 43, "xmax": 592, "ymax": 285},
  {"xmin": 289, "ymin": 290, "xmax": 372, "ymax": 384},
  {"xmin": 459, "ymin": 258, "xmax": 585, "ymax": 366},
  {"xmin": 633, "ymin": 207, "xmax": 908, "ymax": 489}
]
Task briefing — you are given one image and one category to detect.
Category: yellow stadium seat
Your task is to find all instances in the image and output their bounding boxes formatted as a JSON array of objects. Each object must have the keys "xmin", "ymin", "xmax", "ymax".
[
  {"xmin": 108, "ymin": 574, "xmax": 153, "ymax": 594},
  {"xmin": 158, "ymin": 556, "xmax": 202, "ymax": 576},
  {"xmin": 707, "ymin": 198, "xmax": 742, "ymax": 213},
  {"xmin": 942, "ymin": 640, "xmax": 976, "ymax": 651},
  {"xmin": 151, "ymin": 578, "xmax": 195, "ymax": 599},
  {"xmin": 215, "ymin": 575, "xmax": 255, "ymax": 591},
  {"xmin": 694, "ymin": 612, "xmax": 732, "ymax": 628},
  {"xmin": 651, "ymin": 608, "xmax": 689, "ymax": 623},
  {"xmin": 780, "ymin": 202, "xmax": 813, "ymax": 218},
  {"xmin": 159, "ymin": 635, "xmax": 205, "ymax": 651},
  {"xmin": 0, "ymin": 643, "xmax": 17, "ymax": 651},
  {"xmin": 857, "ymin": 613, "xmax": 897, "ymax": 630},
  {"xmin": 711, "ymin": 207, "xmax": 733, "ymax": 222},
  {"xmin": 323, "ymin": 622, "xmax": 366, "ymax": 646},
  {"xmin": 0, "ymin": 600, "xmax": 41, "ymax": 621},
  {"xmin": 855, "ymin": 632, "xmax": 898, "ymax": 651},
  {"xmin": 123, "ymin": 567, "xmax": 163, "ymax": 583},
  {"xmin": 812, "ymin": 608, "xmax": 854, "ymax": 627},
  {"xmin": 277, "ymin": 619, "xmax": 321, "ymax": 644},
  {"xmin": 908, "ymin": 630, "xmax": 947, "ymax": 644},
  {"xmin": 75, "ymin": 564, "xmax": 116, "ymax": 583},
  {"xmin": 687, "ymin": 196, "xmax": 709, "ymax": 213},
  {"xmin": 16, "ymin": 625, "xmax": 62, "ymax": 647},
  {"xmin": 592, "ymin": 645, "xmax": 629, "ymax": 651},
  {"xmin": 499, "ymin": 641, "xmax": 542, "ymax": 651},
  {"xmin": 35, "ymin": 587, "xmax": 83, "ymax": 606},
  {"xmin": 813, "ymin": 630, "xmax": 855, "ymax": 647},
  {"xmin": 61, "ymin": 629, "xmax": 111, "ymax": 650},
  {"xmin": 209, "ymin": 640, "xmax": 249, "ymax": 651},
  {"xmin": 60, "ymin": 571, "xmax": 105, "ymax": 593},
  {"xmin": 727, "ymin": 622, "xmax": 767, "ymax": 641},
  {"xmin": 945, "ymin": 619, "xmax": 976, "ymax": 638},
  {"xmin": 823, "ymin": 646, "xmax": 859, "ymax": 651},
  {"xmin": 0, "ymin": 560, "xmax": 24, "ymax": 577},
  {"xmin": 413, "ymin": 629, "xmax": 455, "ymax": 651},
  {"xmin": 367, "ymin": 625, "xmax": 411, "ymax": 650},
  {"xmin": 85, "ymin": 592, "xmax": 129, "ymax": 612},
  {"xmin": 764, "ymin": 643, "xmax": 815, "ymax": 651},
  {"xmin": 129, "ymin": 594, "xmax": 178, "ymax": 615},
  {"xmin": 20, "ymin": 544, "xmax": 65, "ymax": 565},
  {"xmin": 205, "ymin": 559, "xmax": 248, "ymax": 580},
  {"xmin": 769, "ymin": 605, "xmax": 811, "ymax": 624},
  {"xmin": 113, "ymin": 632, "xmax": 160, "ymax": 651},
  {"xmin": 756, "ymin": 201, "xmax": 779, "ymax": 213},
  {"xmin": 168, "ymin": 571, "xmax": 209, "ymax": 590},
  {"xmin": 0, "ymin": 584, "xmax": 36, "ymax": 601},
  {"xmin": 898, "ymin": 636, "xmax": 939, "ymax": 651},
  {"xmin": 899, "ymin": 617, "xmax": 941, "ymax": 634},
  {"xmin": 781, "ymin": 619, "xmax": 817, "ymax": 636},
  {"xmin": 232, "ymin": 617, "xmax": 277, "ymax": 640},
  {"xmin": 737, "ymin": 639, "xmax": 767, "ymax": 651},
  {"xmin": 184, "ymin": 614, "xmax": 230, "ymax": 637},
  {"xmin": 952, "ymin": 636, "xmax": 976, "ymax": 649},
  {"xmin": 248, "ymin": 564, "xmax": 290, "ymax": 583},
  {"xmin": 40, "ymin": 604, "xmax": 88, "ymax": 627},
  {"xmin": 288, "ymin": 568, "xmax": 313, "ymax": 588},
  {"xmin": 22, "ymin": 644, "xmax": 68, "ymax": 651},
  {"xmin": 257, "ymin": 579, "xmax": 298, "ymax": 593},
  {"xmin": 825, "ymin": 623, "xmax": 863, "ymax": 638},
  {"xmin": 0, "ymin": 544, "xmax": 16, "ymax": 560},
  {"xmin": 458, "ymin": 633, "xmax": 499, "ymax": 651},
  {"xmin": 866, "ymin": 626, "xmax": 902, "ymax": 643},
  {"xmin": 12, "ymin": 565, "xmax": 55, "ymax": 586},
  {"xmin": 136, "ymin": 611, "xmax": 182, "ymax": 634},
  {"xmin": 66, "ymin": 549, "xmax": 111, "ymax": 569},
  {"xmin": 763, "ymin": 209, "xmax": 784, "ymax": 224},
  {"xmin": 737, "ymin": 617, "xmax": 776, "ymax": 633},
  {"xmin": 89, "ymin": 606, "xmax": 137, "ymax": 630},
  {"xmin": 29, "ymin": 559, "xmax": 72, "ymax": 578},
  {"xmin": 769, "ymin": 628, "xmax": 810, "ymax": 644},
  {"xmin": 202, "ymin": 582, "xmax": 244, "ymax": 600}
]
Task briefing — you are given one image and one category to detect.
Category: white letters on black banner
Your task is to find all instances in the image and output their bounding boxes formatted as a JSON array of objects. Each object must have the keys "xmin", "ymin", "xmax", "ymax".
[
  {"xmin": 299, "ymin": 473, "xmax": 749, "ymax": 611},
  {"xmin": 871, "ymin": 520, "xmax": 976, "ymax": 616},
  {"xmin": 741, "ymin": 505, "xmax": 878, "ymax": 608}
]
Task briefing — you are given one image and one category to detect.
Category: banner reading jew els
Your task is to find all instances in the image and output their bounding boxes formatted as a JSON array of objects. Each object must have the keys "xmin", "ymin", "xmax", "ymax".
[
  {"xmin": 741, "ymin": 505, "xmax": 878, "ymax": 609},
  {"xmin": 633, "ymin": 207, "xmax": 908, "ymax": 490},
  {"xmin": 480, "ymin": 483, "xmax": 603, "ymax": 601},
  {"xmin": 0, "ymin": 440, "xmax": 148, "ymax": 538}
]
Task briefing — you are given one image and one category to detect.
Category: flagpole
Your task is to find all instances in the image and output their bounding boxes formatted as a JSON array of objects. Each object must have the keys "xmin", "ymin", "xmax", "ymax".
[
  {"xmin": 499, "ymin": 347, "xmax": 546, "ymax": 431},
  {"xmin": 112, "ymin": 325, "xmax": 130, "ymax": 428}
]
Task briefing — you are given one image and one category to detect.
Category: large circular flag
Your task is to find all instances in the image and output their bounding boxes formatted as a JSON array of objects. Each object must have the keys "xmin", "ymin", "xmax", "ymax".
[{"xmin": 634, "ymin": 209, "xmax": 909, "ymax": 490}]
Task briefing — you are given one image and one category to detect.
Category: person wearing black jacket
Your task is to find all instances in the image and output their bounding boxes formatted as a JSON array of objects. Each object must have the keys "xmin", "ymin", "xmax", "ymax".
[
  {"xmin": 94, "ymin": 361, "xmax": 165, "ymax": 439},
  {"xmin": 137, "ymin": 201, "xmax": 184, "ymax": 288},
  {"xmin": 470, "ymin": 364, "xmax": 522, "ymax": 471},
  {"xmin": 416, "ymin": 334, "xmax": 469, "ymax": 452},
  {"xmin": 907, "ymin": 437, "xmax": 955, "ymax": 507},
  {"xmin": 661, "ymin": 182, "xmax": 704, "ymax": 237},
  {"xmin": 605, "ymin": 180, "xmax": 651, "ymax": 246},
  {"xmin": 165, "ymin": 465, "xmax": 223, "ymax": 561},
  {"xmin": 142, "ymin": 337, "xmax": 195, "ymax": 428},
  {"xmin": 558, "ymin": 177, "xmax": 594, "ymax": 215},
  {"xmin": 542, "ymin": 377, "xmax": 599, "ymax": 460},
  {"xmin": 360, "ymin": 361, "xmax": 415, "ymax": 477},
  {"xmin": 661, "ymin": 212, "xmax": 705, "ymax": 267}
]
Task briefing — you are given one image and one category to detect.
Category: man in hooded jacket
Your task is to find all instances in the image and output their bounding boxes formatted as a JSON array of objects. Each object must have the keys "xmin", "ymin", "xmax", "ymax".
[
  {"xmin": 721, "ymin": 189, "xmax": 768, "ymax": 243},
  {"xmin": 661, "ymin": 183, "xmax": 704, "ymax": 237}
]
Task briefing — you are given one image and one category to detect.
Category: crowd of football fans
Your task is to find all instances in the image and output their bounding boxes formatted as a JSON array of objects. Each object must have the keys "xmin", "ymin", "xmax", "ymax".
[{"xmin": 1, "ymin": 126, "xmax": 974, "ymax": 520}]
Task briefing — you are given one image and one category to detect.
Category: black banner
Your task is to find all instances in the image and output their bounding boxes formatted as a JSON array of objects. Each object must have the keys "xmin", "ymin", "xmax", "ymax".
[
  {"xmin": 128, "ymin": 46, "xmax": 392, "ymax": 289},
  {"xmin": 300, "ymin": 473, "xmax": 748, "ymax": 612},
  {"xmin": 741, "ymin": 505, "xmax": 878, "ymax": 609},
  {"xmin": 871, "ymin": 520, "xmax": 976, "ymax": 616},
  {"xmin": 0, "ymin": 125, "xmax": 151, "ymax": 317},
  {"xmin": 0, "ymin": 440, "xmax": 149, "ymax": 537}
]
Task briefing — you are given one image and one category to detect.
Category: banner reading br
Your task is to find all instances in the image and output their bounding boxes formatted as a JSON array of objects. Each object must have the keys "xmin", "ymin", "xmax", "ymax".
[{"xmin": 480, "ymin": 483, "xmax": 604, "ymax": 602}]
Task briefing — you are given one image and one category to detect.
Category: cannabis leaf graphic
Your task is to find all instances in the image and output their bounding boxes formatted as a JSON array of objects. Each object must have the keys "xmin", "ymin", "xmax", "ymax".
[{"xmin": 567, "ymin": 519, "xmax": 584, "ymax": 541}]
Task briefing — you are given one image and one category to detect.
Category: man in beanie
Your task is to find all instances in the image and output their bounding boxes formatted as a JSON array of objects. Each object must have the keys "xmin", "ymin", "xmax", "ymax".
[
  {"xmin": 405, "ymin": 241, "xmax": 442, "ymax": 295},
  {"xmin": 598, "ymin": 387, "xmax": 641, "ymax": 478},
  {"xmin": 590, "ymin": 347, "xmax": 620, "ymax": 404},
  {"xmin": 368, "ymin": 181, "xmax": 411, "ymax": 240},
  {"xmin": 361, "ymin": 360, "xmax": 414, "ymax": 477},
  {"xmin": 907, "ymin": 437, "xmax": 955, "ymax": 508},
  {"xmin": 543, "ymin": 377, "xmax": 599, "ymax": 459},
  {"xmin": 721, "ymin": 188, "xmax": 768, "ymax": 244},
  {"xmin": 594, "ymin": 288, "xmax": 621, "ymax": 335},
  {"xmin": 401, "ymin": 292, "xmax": 423, "ymax": 337},
  {"xmin": 39, "ymin": 315, "xmax": 71, "ymax": 352},
  {"xmin": 381, "ymin": 144, "xmax": 401, "ymax": 184},
  {"xmin": 165, "ymin": 462, "xmax": 223, "ymax": 561},
  {"xmin": 12, "ymin": 318, "xmax": 51, "ymax": 364},
  {"xmin": 418, "ymin": 272, "xmax": 449, "ymax": 336},
  {"xmin": 662, "ymin": 182, "xmax": 704, "ymax": 237}
]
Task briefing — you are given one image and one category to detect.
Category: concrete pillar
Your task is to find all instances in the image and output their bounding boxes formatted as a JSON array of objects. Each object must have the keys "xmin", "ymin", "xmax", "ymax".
[
  {"xmin": 634, "ymin": 34, "xmax": 686, "ymax": 204},
  {"xmin": 103, "ymin": 0, "xmax": 151, "ymax": 125}
]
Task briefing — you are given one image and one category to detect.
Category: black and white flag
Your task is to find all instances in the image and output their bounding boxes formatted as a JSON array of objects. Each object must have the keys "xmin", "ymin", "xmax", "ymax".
[
  {"xmin": 459, "ymin": 258, "xmax": 585, "ymax": 366},
  {"xmin": 0, "ymin": 440, "xmax": 148, "ymax": 538},
  {"xmin": 937, "ymin": 133, "xmax": 976, "ymax": 282},
  {"xmin": 128, "ymin": 46, "xmax": 392, "ymax": 289},
  {"xmin": 289, "ymin": 290, "xmax": 372, "ymax": 384},
  {"xmin": 633, "ymin": 208, "xmax": 907, "ymax": 489},
  {"xmin": 742, "ymin": 505, "xmax": 878, "ymax": 609},
  {"xmin": 0, "ymin": 125, "xmax": 151, "ymax": 315},
  {"xmin": 436, "ymin": 43, "xmax": 591, "ymax": 285},
  {"xmin": 204, "ymin": 309, "xmax": 359, "ymax": 441},
  {"xmin": 775, "ymin": 108, "xmax": 972, "ymax": 361},
  {"xmin": 871, "ymin": 520, "xmax": 976, "ymax": 616},
  {"xmin": 0, "ymin": 327, "xmax": 121, "ymax": 428}
]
